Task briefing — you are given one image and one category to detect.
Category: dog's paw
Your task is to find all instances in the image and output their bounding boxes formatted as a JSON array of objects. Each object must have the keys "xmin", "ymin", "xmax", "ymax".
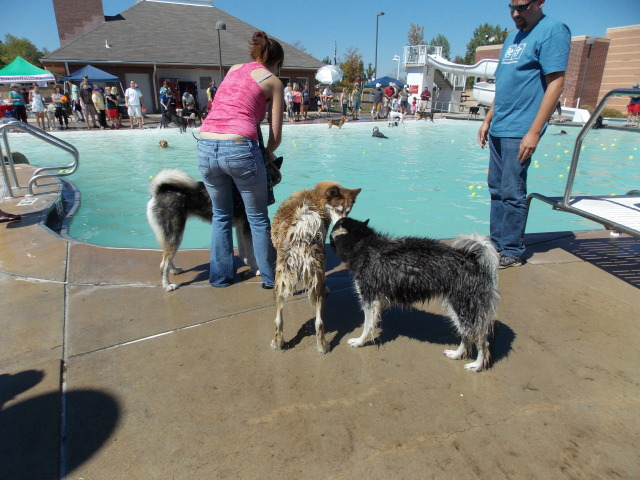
[
  {"xmin": 347, "ymin": 337, "xmax": 365, "ymax": 348},
  {"xmin": 164, "ymin": 283, "xmax": 179, "ymax": 292},
  {"xmin": 169, "ymin": 267, "xmax": 183, "ymax": 275},
  {"xmin": 271, "ymin": 336, "xmax": 284, "ymax": 350},
  {"xmin": 464, "ymin": 360, "xmax": 484, "ymax": 373},
  {"xmin": 444, "ymin": 349, "xmax": 463, "ymax": 360},
  {"xmin": 317, "ymin": 337, "xmax": 329, "ymax": 354}
]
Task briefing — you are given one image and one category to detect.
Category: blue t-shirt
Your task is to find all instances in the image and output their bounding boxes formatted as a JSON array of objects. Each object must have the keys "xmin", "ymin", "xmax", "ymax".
[{"xmin": 490, "ymin": 15, "xmax": 571, "ymax": 138}]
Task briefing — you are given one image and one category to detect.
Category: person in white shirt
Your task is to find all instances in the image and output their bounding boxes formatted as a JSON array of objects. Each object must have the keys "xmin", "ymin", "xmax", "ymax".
[
  {"xmin": 182, "ymin": 90, "xmax": 195, "ymax": 108},
  {"xmin": 124, "ymin": 81, "xmax": 145, "ymax": 129}
]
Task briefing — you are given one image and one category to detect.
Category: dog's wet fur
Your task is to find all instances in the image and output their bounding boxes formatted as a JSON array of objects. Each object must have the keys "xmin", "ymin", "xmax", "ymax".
[
  {"xmin": 330, "ymin": 217, "xmax": 500, "ymax": 372},
  {"xmin": 372, "ymin": 126, "xmax": 388, "ymax": 138},
  {"xmin": 271, "ymin": 181, "xmax": 362, "ymax": 354}
]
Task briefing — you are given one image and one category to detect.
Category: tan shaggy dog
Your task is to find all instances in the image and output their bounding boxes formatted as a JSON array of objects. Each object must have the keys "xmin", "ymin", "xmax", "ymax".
[
  {"xmin": 327, "ymin": 115, "xmax": 347, "ymax": 129},
  {"xmin": 270, "ymin": 181, "xmax": 362, "ymax": 353}
]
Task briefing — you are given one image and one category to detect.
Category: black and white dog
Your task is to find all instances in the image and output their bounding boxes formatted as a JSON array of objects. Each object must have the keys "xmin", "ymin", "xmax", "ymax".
[
  {"xmin": 159, "ymin": 111, "xmax": 187, "ymax": 133},
  {"xmin": 147, "ymin": 160, "xmax": 282, "ymax": 291},
  {"xmin": 330, "ymin": 217, "xmax": 500, "ymax": 372}
]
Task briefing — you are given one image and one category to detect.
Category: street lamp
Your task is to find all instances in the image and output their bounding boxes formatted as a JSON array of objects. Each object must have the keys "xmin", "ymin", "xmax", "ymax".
[
  {"xmin": 216, "ymin": 21, "xmax": 226, "ymax": 81},
  {"xmin": 374, "ymin": 12, "xmax": 384, "ymax": 80},
  {"xmin": 392, "ymin": 55, "xmax": 400, "ymax": 79}
]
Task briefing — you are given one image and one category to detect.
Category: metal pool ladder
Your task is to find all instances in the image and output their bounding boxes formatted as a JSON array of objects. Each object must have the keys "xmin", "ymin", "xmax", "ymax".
[
  {"xmin": 0, "ymin": 120, "xmax": 79, "ymax": 199},
  {"xmin": 526, "ymin": 88, "xmax": 640, "ymax": 238}
]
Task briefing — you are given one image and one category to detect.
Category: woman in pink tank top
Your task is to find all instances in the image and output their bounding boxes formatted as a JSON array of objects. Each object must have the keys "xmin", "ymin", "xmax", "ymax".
[{"xmin": 197, "ymin": 31, "xmax": 284, "ymax": 288}]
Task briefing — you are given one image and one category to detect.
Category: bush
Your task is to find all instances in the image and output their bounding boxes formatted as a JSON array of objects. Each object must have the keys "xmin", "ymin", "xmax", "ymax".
[{"xmin": 580, "ymin": 105, "xmax": 625, "ymax": 118}]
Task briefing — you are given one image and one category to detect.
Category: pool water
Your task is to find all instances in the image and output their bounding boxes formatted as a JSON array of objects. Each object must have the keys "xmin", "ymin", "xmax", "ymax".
[{"xmin": 6, "ymin": 120, "xmax": 639, "ymax": 249}]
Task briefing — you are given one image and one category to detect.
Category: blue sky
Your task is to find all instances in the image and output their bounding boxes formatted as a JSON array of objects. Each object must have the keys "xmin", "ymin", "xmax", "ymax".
[{"xmin": 2, "ymin": 0, "xmax": 639, "ymax": 77}]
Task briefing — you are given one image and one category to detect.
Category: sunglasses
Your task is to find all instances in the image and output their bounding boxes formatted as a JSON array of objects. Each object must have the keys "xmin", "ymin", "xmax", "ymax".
[{"xmin": 509, "ymin": 0, "xmax": 538, "ymax": 12}]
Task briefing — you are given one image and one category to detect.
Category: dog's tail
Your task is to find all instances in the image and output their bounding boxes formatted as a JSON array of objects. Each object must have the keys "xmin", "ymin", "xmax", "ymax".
[
  {"xmin": 149, "ymin": 169, "xmax": 199, "ymax": 195},
  {"xmin": 452, "ymin": 233, "xmax": 499, "ymax": 279},
  {"xmin": 452, "ymin": 234, "xmax": 501, "ymax": 357}
]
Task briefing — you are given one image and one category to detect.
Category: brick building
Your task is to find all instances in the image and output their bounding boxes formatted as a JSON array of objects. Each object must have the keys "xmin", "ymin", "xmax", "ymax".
[
  {"xmin": 598, "ymin": 25, "xmax": 640, "ymax": 112},
  {"xmin": 53, "ymin": 0, "xmax": 106, "ymax": 47},
  {"xmin": 475, "ymin": 24, "xmax": 640, "ymax": 113}
]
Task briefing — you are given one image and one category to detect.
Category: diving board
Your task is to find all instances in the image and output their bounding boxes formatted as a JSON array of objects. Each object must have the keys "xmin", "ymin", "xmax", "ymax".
[{"xmin": 527, "ymin": 88, "xmax": 640, "ymax": 239}]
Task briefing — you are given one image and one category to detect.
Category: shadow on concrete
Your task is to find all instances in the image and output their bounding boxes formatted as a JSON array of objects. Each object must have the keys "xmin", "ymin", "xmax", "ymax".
[
  {"xmin": 279, "ymin": 286, "xmax": 516, "ymax": 365},
  {"xmin": 0, "ymin": 369, "xmax": 45, "ymax": 409},
  {"xmin": 563, "ymin": 236, "xmax": 640, "ymax": 288},
  {"xmin": 0, "ymin": 377, "xmax": 120, "ymax": 480}
]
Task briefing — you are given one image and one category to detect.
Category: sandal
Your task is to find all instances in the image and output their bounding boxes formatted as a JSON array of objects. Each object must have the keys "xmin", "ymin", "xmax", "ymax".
[{"xmin": 0, "ymin": 212, "xmax": 21, "ymax": 223}]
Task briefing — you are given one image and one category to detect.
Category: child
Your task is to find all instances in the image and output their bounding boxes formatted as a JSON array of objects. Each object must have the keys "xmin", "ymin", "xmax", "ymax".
[{"xmin": 411, "ymin": 97, "xmax": 417, "ymax": 115}]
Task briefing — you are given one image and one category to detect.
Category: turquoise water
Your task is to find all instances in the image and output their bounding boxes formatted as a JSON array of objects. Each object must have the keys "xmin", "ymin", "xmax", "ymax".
[{"xmin": 6, "ymin": 120, "xmax": 639, "ymax": 248}]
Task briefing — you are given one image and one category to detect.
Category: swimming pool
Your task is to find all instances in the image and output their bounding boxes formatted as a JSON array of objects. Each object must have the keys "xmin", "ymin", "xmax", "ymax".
[{"xmin": 6, "ymin": 120, "xmax": 639, "ymax": 249}]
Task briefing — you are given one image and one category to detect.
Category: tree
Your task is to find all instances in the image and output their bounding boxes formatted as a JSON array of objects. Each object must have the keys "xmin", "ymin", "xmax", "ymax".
[
  {"xmin": 321, "ymin": 56, "xmax": 331, "ymax": 65},
  {"xmin": 339, "ymin": 47, "xmax": 364, "ymax": 87},
  {"xmin": 428, "ymin": 34, "xmax": 451, "ymax": 59},
  {"xmin": 0, "ymin": 34, "xmax": 49, "ymax": 69},
  {"xmin": 463, "ymin": 23, "xmax": 508, "ymax": 64},
  {"xmin": 291, "ymin": 40, "xmax": 309, "ymax": 55},
  {"xmin": 407, "ymin": 24, "xmax": 425, "ymax": 46},
  {"xmin": 365, "ymin": 62, "xmax": 375, "ymax": 81}
]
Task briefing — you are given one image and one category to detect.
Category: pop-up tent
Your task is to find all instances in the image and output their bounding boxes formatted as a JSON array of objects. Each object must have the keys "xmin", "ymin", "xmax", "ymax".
[
  {"xmin": 64, "ymin": 65, "xmax": 120, "ymax": 82},
  {"xmin": 0, "ymin": 56, "xmax": 55, "ymax": 84},
  {"xmin": 363, "ymin": 76, "xmax": 406, "ymax": 88}
]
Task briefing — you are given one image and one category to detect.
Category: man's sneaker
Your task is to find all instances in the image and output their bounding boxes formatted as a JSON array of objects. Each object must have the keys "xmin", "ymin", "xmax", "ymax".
[{"xmin": 499, "ymin": 254, "xmax": 524, "ymax": 269}]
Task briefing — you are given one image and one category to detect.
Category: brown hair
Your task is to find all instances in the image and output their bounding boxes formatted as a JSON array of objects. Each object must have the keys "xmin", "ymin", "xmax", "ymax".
[{"xmin": 249, "ymin": 31, "xmax": 284, "ymax": 68}]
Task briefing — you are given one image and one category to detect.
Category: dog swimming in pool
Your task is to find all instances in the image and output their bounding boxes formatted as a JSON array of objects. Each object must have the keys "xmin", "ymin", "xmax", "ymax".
[{"xmin": 330, "ymin": 217, "xmax": 500, "ymax": 372}]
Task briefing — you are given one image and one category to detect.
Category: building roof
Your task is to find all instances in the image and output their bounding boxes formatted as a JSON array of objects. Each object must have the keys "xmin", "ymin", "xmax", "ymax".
[{"xmin": 44, "ymin": 0, "xmax": 323, "ymax": 70}]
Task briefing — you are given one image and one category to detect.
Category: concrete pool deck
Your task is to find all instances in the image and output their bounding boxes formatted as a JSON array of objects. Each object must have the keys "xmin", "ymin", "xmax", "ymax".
[{"xmin": 1, "ymin": 162, "xmax": 639, "ymax": 479}]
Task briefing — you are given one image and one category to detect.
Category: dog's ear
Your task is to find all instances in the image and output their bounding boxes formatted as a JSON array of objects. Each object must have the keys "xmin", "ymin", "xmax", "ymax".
[
  {"xmin": 352, "ymin": 188, "xmax": 362, "ymax": 198},
  {"xmin": 326, "ymin": 185, "xmax": 341, "ymax": 199},
  {"xmin": 364, "ymin": 219, "xmax": 370, "ymax": 226}
]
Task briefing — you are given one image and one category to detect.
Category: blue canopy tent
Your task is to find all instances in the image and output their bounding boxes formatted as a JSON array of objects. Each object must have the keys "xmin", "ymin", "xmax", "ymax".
[
  {"xmin": 64, "ymin": 65, "xmax": 124, "ymax": 99},
  {"xmin": 363, "ymin": 76, "xmax": 406, "ymax": 88},
  {"xmin": 64, "ymin": 65, "xmax": 120, "ymax": 82}
]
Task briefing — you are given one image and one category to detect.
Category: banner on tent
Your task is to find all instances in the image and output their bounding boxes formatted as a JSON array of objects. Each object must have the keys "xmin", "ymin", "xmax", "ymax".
[{"xmin": 1, "ymin": 75, "xmax": 53, "ymax": 82}]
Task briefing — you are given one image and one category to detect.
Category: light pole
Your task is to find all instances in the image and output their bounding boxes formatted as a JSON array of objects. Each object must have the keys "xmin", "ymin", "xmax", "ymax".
[
  {"xmin": 216, "ymin": 21, "xmax": 226, "ymax": 81},
  {"xmin": 374, "ymin": 12, "xmax": 384, "ymax": 80},
  {"xmin": 392, "ymin": 55, "xmax": 400, "ymax": 79}
]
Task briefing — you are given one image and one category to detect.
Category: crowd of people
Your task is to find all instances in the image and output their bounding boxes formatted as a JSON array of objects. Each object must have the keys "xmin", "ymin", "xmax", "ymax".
[{"xmin": 1, "ymin": 75, "xmax": 147, "ymax": 130}]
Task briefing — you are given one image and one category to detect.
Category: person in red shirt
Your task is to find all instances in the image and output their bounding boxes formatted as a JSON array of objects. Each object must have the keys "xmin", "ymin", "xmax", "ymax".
[
  {"xmin": 419, "ymin": 86, "xmax": 431, "ymax": 112},
  {"xmin": 383, "ymin": 84, "xmax": 394, "ymax": 118}
]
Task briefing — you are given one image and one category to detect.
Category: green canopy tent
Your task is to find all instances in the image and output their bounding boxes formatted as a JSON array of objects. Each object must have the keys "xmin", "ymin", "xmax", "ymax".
[{"xmin": 0, "ymin": 56, "xmax": 55, "ymax": 85}]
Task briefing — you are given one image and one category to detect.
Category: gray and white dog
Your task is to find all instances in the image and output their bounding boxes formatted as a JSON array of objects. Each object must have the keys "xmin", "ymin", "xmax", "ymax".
[{"xmin": 330, "ymin": 217, "xmax": 500, "ymax": 372}]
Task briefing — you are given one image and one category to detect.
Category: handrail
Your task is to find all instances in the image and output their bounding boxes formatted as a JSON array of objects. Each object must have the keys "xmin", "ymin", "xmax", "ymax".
[
  {"xmin": 0, "ymin": 120, "xmax": 79, "ymax": 198},
  {"xmin": 525, "ymin": 88, "xmax": 640, "ymax": 238},
  {"xmin": 562, "ymin": 88, "xmax": 638, "ymax": 205}
]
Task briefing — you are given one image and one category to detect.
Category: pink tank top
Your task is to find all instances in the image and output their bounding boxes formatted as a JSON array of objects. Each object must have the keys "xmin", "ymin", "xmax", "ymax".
[{"xmin": 200, "ymin": 62, "xmax": 269, "ymax": 141}]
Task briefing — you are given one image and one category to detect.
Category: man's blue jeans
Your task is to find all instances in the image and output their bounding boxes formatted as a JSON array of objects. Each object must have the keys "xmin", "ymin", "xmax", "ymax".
[
  {"xmin": 487, "ymin": 135, "xmax": 531, "ymax": 260},
  {"xmin": 197, "ymin": 139, "xmax": 276, "ymax": 287}
]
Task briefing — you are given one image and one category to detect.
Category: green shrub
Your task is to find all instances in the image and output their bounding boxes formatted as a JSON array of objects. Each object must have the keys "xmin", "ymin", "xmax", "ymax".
[{"xmin": 580, "ymin": 105, "xmax": 625, "ymax": 118}]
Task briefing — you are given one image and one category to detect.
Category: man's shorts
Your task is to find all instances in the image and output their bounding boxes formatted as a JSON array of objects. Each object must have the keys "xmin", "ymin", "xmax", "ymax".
[
  {"xmin": 128, "ymin": 105, "xmax": 143, "ymax": 118},
  {"xmin": 85, "ymin": 104, "xmax": 98, "ymax": 117}
]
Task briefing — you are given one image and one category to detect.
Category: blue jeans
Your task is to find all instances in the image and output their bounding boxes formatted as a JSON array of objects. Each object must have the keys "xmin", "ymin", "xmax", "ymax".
[
  {"xmin": 487, "ymin": 135, "xmax": 531, "ymax": 259},
  {"xmin": 197, "ymin": 139, "xmax": 276, "ymax": 287}
]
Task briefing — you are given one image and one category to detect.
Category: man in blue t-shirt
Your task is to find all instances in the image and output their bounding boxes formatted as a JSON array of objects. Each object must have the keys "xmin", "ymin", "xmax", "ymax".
[{"xmin": 477, "ymin": 0, "xmax": 570, "ymax": 268}]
